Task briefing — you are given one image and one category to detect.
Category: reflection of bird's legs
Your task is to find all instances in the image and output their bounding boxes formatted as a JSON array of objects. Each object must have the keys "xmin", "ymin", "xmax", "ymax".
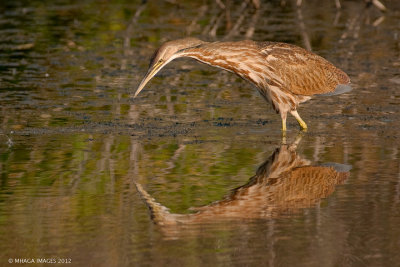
[
  {"xmin": 289, "ymin": 131, "xmax": 305, "ymax": 151},
  {"xmin": 290, "ymin": 110, "xmax": 307, "ymax": 131}
]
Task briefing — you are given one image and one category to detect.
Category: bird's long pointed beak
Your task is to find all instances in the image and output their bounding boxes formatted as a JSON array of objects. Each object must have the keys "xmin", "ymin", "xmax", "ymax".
[{"xmin": 134, "ymin": 61, "xmax": 164, "ymax": 98}]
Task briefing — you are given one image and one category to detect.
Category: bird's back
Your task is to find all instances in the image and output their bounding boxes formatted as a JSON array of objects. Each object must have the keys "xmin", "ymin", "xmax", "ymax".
[
  {"xmin": 186, "ymin": 40, "xmax": 350, "ymax": 96},
  {"xmin": 256, "ymin": 41, "xmax": 350, "ymax": 96}
]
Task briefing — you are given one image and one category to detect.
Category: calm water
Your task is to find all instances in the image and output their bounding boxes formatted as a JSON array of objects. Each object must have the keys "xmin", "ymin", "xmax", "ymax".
[{"xmin": 1, "ymin": 0, "xmax": 400, "ymax": 266}]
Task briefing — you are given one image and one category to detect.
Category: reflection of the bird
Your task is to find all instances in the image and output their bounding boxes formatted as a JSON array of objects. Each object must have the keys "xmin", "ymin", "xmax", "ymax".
[{"xmin": 136, "ymin": 138, "xmax": 351, "ymax": 229}]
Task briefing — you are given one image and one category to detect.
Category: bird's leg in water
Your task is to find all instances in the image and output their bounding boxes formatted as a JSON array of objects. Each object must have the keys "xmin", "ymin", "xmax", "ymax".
[
  {"xmin": 290, "ymin": 110, "xmax": 307, "ymax": 131},
  {"xmin": 281, "ymin": 112, "xmax": 287, "ymax": 144},
  {"xmin": 281, "ymin": 111, "xmax": 287, "ymax": 132}
]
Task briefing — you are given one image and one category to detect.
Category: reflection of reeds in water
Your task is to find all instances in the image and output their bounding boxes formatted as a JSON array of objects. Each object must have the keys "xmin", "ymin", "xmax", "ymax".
[{"xmin": 135, "ymin": 139, "xmax": 350, "ymax": 230}]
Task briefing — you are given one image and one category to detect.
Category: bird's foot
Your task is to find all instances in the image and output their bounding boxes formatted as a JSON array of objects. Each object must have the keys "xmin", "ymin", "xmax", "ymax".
[{"xmin": 299, "ymin": 122, "xmax": 308, "ymax": 132}]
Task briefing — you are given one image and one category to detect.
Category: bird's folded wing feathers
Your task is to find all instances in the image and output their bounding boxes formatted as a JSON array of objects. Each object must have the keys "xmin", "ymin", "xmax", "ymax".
[{"xmin": 260, "ymin": 44, "xmax": 350, "ymax": 96}]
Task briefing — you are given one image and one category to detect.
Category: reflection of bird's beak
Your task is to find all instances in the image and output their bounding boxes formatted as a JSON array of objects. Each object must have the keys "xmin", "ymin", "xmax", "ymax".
[{"xmin": 134, "ymin": 60, "xmax": 164, "ymax": 98}]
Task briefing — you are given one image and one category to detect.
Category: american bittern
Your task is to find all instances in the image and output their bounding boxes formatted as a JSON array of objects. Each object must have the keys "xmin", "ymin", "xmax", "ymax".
[{"xmin": 135, "ymin": 38, "xmax": 351, "ymax": 132}]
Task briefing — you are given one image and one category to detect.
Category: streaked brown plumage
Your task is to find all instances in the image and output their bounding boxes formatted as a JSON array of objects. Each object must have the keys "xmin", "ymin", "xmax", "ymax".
[
  {"xmin": 135, "ymin": 38, "xmax": 351, "ymax": 132},
  {"xmin": 135, "ymin": 139, "xmax": 351, "ymax": 234}
]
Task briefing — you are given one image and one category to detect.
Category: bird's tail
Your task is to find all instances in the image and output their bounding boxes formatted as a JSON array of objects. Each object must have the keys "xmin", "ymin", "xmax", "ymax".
[
  {"xmin": 318, "ymin": 84, "xmax": 352, "ymax": 96},
  {"xmin": 320, "ymin": 162, "xmax": 352, "ymax": 172}
]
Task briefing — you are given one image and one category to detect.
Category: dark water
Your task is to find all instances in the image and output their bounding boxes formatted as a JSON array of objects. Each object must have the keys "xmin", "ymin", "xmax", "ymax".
[{"xmin": 1, "ymin": 0, "xmax": 400, "ymax": 266}]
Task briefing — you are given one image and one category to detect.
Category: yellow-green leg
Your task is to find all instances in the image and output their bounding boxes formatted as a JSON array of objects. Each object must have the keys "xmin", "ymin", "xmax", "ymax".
[
  {"xmin": 281, "ymin": 112, "xmax": 287, "ymax": 144},
  {"xmin": 290, "ymin": 110, "xmax": 307, "ymax": 131},
  {"xmin": 282, "ymin": 115, "xmax": 287, "ymax": 132}
]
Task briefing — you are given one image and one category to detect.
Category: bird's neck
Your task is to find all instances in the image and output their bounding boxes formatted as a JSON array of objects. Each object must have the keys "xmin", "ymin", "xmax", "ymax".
[
  {"xmin": 180, "ymin": 49, "xmax": 237, "ymax": 74},
  {"xmin": 180, "ymin": 48, "xmax": 265, "ymax": 88}
]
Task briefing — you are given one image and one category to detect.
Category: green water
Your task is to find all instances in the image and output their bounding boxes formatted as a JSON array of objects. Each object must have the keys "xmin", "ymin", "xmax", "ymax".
[{"xmin": 1, "ymin": 0, "xmax": 400, "ymax": 266}]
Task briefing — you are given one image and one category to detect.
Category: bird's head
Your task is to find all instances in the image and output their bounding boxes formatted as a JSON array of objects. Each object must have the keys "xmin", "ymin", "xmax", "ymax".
[{"xmin": 134, "ymin": 38, "xmax": 205, "ymax": 98}]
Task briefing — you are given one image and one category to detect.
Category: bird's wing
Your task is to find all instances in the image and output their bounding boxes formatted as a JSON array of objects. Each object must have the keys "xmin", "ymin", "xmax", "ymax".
[{"xmin": 260, "ymin": 43, "xmax": 350, "ymax": 96}]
